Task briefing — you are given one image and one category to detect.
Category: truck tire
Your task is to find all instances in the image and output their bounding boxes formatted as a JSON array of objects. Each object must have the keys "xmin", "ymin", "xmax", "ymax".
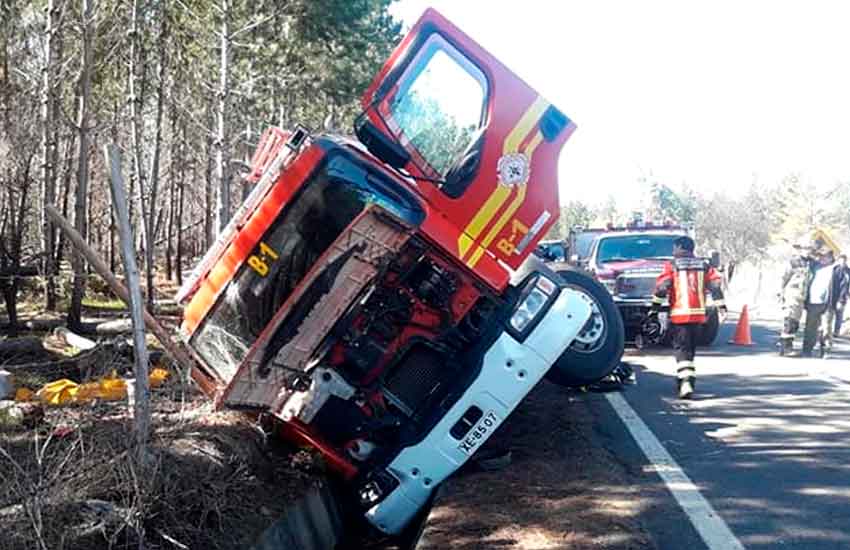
[
  {"xmin": 695, "ymin": 308, "xmax": 720, "ymax": 346},
  {"xmin": 545, "ymin": 270, "xmax": 625, "ymax": 387}
]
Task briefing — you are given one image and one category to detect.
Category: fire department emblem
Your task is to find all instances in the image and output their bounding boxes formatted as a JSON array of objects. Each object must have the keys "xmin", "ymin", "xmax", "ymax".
[{"xmin": 497, "ymin": 153, "xmax": 530, "ymax": 187}]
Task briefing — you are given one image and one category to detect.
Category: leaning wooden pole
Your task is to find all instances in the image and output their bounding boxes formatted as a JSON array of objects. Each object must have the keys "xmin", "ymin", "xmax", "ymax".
[
  {"xmin": 105, "ymin": 144, "xmax": 151, "ymax": 459},
  {"xmin": 43, "ymin": 208, "xmax": 197, "ymax": 375}
]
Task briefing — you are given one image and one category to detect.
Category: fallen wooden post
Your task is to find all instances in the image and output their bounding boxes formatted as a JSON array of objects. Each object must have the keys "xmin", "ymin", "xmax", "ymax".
[{"xmin": 44, "ymin": 207, "xmax": 197, "ymax": 376}]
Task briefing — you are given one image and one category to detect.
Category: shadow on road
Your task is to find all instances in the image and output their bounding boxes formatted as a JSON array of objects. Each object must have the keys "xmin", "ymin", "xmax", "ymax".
[{"xmin": 621, "ymin": 353, "xmax": 850, "ymax": 549}]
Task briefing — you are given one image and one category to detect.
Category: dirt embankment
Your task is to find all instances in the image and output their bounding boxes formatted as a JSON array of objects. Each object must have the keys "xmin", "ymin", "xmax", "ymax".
[{"xmin": 419, "ymin": 381, "xmax": 655, "ymax": 550}]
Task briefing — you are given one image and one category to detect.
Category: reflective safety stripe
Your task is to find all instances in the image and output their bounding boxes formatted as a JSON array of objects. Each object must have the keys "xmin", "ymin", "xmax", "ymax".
[
  {"xmin": 677, "ymin": 270, "xmax": 689, "ymax": 306},
  {"xmin": 677, "ymin": 362, "xmax": 696, "ymax": 379},
  {"xmin": 671, "ymin": 266, "xmax": 708, "ymax": 319},
  {"xmin": 697, "ymin": 270, "xmax": 704, "ymax": 302},
  {"xmin": 671, "ymin": 306, "xmax": 706, "ymax": 316}
]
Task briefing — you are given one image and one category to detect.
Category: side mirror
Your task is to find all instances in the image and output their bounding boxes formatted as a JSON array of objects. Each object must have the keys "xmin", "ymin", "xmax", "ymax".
[
  {"xmin": 442, "ymin": 149, "xmax": 481, "ymax": 198},
  {"xmin": 354, "ymin": 118, "xmax": 411, "ymax": 170},
  {"xmin": 709, "ymin": 250, "xmax": 721, "ymax": 268},
  {"xmin": 570, "ymin": 254, "xmax": 580, "ymax": 264},
  {"xmin": 442, "ymin": 130, "xmax": 485, "ymax": 198}
]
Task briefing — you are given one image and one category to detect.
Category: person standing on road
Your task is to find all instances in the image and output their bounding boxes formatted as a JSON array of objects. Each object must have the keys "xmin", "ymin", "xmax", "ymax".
[
  {"xmin": 803, "ymin": 248, "xmax": 836, "ymax": 357},
  {"xmin": 779, "ymin": 243, "xmax": 815, "ymax": 355},
  {"xmin": 650, "ymin": 236, "xmax": 726, "ymax": 399},
  {"xmin": 832, "ymin": 254, "xmax": 849, "ymax": 337}
]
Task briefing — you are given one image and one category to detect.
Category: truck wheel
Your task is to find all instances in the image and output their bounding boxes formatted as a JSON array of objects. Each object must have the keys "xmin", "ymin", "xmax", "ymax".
[
  {"xmin": 545, "ymin": 270, "xmax": 625, "ymax": 387},
  {"xmin": 695, "ymin": 308, "xmax": 720, "ymax": 346}
]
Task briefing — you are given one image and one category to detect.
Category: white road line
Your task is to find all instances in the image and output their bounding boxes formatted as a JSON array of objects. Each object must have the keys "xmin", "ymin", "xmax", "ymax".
[{"xmin": 605, "ymin": 392, "xmax": 745, "ymax": 550}]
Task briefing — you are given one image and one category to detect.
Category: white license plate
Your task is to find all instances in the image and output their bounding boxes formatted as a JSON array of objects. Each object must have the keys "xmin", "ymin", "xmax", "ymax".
[{"xmin": 457, "ymin": 410, "xmax": 499, "ymax": 455}]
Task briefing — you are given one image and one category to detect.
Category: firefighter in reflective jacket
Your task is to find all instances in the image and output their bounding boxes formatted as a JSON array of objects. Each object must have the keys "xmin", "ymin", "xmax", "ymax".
[{"xmin": 650, "ymin": 236, "xmax": 726, "ymax": 399}]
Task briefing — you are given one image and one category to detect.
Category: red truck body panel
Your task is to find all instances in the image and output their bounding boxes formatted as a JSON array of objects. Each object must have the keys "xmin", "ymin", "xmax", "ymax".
[{"xmin": 362, "ymin": 8, "xmax": 575, "ymax": 289}]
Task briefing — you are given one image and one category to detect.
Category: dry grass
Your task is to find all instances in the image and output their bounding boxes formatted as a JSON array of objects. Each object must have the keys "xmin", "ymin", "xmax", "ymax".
[
  {"xmin": 0, "ymin": 367, "xmax": 324, "ymax": 550},
  {"xmin": 1, "ymin": 274, "xmax": 327, "ymax": 548}
]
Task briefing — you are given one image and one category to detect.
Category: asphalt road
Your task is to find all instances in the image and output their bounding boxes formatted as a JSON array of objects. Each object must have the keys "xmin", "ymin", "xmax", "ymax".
[{"xmin": 592, "ymin": 315, "xmax": 850, "ymax": 550}]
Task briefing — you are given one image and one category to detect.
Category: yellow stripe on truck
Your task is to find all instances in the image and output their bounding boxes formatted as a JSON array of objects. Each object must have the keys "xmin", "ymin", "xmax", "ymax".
[
  {"xmin": 459, "ymin": 186, "xmax": 511, "ymax": 258},
  {"xmin": 502, "ymin": 96, "xmax": 550, "ymax": 155},
  {"xmin": 467, "ymin": 129, "xmax": 545, "ymax": 268},
  {"xmin": 457, "ymin": 96, "xmax": 550, "ymax": 260}
]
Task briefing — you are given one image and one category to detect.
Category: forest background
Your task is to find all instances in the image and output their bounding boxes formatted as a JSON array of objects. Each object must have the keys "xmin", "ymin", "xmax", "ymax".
[{"xmin": 1, "ymin": 0, "xmax": 848, "ymax": 333}]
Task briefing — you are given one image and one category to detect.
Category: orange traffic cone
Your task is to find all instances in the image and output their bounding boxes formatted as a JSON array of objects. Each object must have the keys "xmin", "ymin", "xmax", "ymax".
[{"xmin": 728, "ymin": 304, "xmax": 753, "ymax": 345}]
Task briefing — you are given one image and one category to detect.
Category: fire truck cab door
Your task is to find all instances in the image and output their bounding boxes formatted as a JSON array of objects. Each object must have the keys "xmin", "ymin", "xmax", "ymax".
[{"xmin": 361, "ymin": 8, "xmax": 576, "ymax": 281}]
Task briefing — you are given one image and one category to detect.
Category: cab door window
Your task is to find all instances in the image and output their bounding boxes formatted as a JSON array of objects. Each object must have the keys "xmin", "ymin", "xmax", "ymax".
[{"xmin": 381, "ymin": 33, "xmax": 487, "ymax": 179}]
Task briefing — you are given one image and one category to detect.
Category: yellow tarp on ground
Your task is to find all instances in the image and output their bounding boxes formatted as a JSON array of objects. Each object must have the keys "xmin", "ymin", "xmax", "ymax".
[{"xmin": 16, "ymin": 368, "xmax": 170, "ymax": 406}]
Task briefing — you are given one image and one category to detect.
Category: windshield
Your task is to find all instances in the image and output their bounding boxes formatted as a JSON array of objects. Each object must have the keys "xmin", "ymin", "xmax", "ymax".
[
  {"xmin": 382, "ymin": 33, "xmax": 487, "ymax": 178},
  {"xmin": 596, "ymin": 234, "xmax": 677, "ymax": 263},
  {"xmin": 190, "ymin": 163, "xmax": 366, "ymax": 380},
  {"xmin": 573, "ymin": 231, "xmax": 601, "ymax": 261}
]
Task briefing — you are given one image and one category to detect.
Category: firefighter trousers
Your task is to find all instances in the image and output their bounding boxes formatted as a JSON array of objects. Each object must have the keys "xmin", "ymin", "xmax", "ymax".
[
  {"xmin": 671, "ymin": 323, "xmax": 698, "ymax": 380},
  {"xmin": 821, "ymin": 307, "xmax": 836, "ymax": 350},
  {"xmin": 781, "ymin": 300, "xmax": 804, "ymax": 340},
  {"xmin": 803, "ymin": 304, "xmax": 828, "ymax": 354}
]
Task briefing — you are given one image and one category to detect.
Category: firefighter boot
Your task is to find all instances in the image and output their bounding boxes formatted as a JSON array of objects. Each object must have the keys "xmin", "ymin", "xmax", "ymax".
[
  {"xmin": 677, "ymin": 362, "xmax": 696, "ymax": 399},
  {"xmin": 779, "ymin": 318, "xmax": 799, "ymax": 357},
  {"xmin": 778, "ymin": 337, "xmax": 793, "ymax": 356}
]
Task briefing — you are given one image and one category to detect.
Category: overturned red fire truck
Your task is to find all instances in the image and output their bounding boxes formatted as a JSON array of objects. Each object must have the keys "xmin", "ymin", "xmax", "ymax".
[{"xmin": 176, "ymin": 9, "xmax": 623, "ymax": 537}]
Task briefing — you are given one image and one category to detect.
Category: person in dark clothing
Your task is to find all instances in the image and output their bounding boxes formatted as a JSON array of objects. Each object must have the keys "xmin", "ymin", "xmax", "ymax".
[
  {"xmin": 650, "ymin": 236, "xmax": 726, "ymax": 399},
  {"xmin": 803, "ymin": 248, "xmax": 835, "ymax": 356},
  {"xmin": 833, "ymin": 254, "xmax": 849, "ymax": 337}
]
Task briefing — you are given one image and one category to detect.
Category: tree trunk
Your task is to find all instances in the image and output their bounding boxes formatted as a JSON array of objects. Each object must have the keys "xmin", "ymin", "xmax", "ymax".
[
  {"xmin": 165, "ymin": 177, "xmax": 174, "ymax": 281},
  {"xmin": 204, "ymin": 99, "xmax": 214, "ymax": 249},
  {"xmin": 144, "ymin": 3, "xmax": 168, "ymax": 307},
  {"xmin": 1, "ymin": 189, "xmax": 18, "ymax": 338},
  {"xmin": 215, "ymin": 0, "xmax": 231, "ymax": 235},
  {"xmin": 2, "ymin": 284, "xmax": 18, "ymax": 338},
  {"xmin": 55, "ymin": 134, "xmax": 75, "ymax": 271},
  {"xmin": 128, "ymin": 0, "xmax": 149, "ymax": 286},
  {"xmin": 68, "ymin": 0, "xmax": 94, "ymax": 332},
  {"xmin": 3, "ymin": 154, "xmax": 34, "ymax": 339},
  {"xmin": 165, "ymin": 94, "xmax": 177, "ymax": 282},
  {"xmin": 40, "ymin": 0, "xmax": 58, "ymax": 311},
  {"xmin": 176, "ymin": 177, "xmax": 185, "ymax": 286},
  {"xmin": 176, "ymin": 121, "xmax": 187, "ymax": 287}
]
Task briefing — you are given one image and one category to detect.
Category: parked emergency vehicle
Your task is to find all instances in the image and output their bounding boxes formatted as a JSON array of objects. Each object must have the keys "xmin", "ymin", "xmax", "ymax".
[
  {"xmin": 176, "ymin": 9, "xmax": 623, "ymax": 539},
  {"xmin": 539, "ymin": 220, "xmax": 722, "ymax": 346}
]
